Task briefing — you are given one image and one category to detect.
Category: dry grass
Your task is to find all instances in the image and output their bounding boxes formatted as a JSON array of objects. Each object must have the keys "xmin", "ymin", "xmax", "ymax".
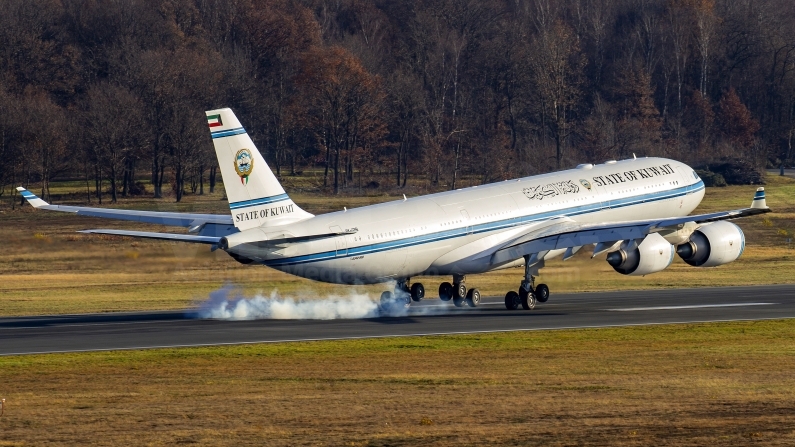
[
  {"xmin": 1, "ymin": 175, "xmax": 794, "ymax": 316},
  {"xmin": 1, "ymin": 320, "xmax": 794, "ymax": 445}
]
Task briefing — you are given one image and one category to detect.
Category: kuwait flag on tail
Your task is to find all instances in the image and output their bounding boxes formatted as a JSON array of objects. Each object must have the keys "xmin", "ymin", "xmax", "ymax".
[{"xmin": 207, "ymin": 114, "xmax": 223, "ymax": 128}]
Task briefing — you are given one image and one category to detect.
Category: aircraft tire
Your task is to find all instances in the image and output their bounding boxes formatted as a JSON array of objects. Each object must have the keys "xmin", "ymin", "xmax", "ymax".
[
  {"xmin": 505, "ymin": 291, "xmax": 520, "ymax": 310},
  {"xmin": 519, "ymin": 288, "xmax": 536, "ymax": 310},
  {"xmin": 535, "ymin": 284, "xmax": 550, "ymax": 303},
  {"xmin": 453, "ymin": 297, "xmax": 466, "ymax": 307},
  {"xmin": 466, "ymin": 288, "xmax": 481, "ymax": 307},
  {"xmin": 455, "ymin": 282, "xmax": 467, "ymax": 300},
  {"xmin": 410, "ymin": 283, "xmax": 425, "ymax": 302},
  {"xmin": 439, "ymin": 282, "xmax": 453, "ymax": 301}
]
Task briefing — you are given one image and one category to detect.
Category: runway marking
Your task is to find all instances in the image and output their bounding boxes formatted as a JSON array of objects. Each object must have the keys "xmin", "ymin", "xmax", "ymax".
[
  {"xmin": 607, "ymin": 303, "xmax": 776, "ymax": 312},
  {"xmin": 2, "ymin": 316, "xmax": 794, "ymax": 356}
]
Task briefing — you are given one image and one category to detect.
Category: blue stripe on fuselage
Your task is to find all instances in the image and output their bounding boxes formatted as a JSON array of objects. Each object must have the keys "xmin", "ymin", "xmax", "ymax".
[{"xmin": 261, "ymin": 180, "xmax": 706, "ymax": 267}]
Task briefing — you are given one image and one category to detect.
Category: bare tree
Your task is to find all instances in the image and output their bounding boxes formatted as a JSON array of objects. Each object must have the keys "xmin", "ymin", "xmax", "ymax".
[
  {"xmin": 530, "ymin": 20, "xmax": 586, "ymax": 169},
  {"xmin": 83, "ymin": 83, "xmax": 147, "ymax": 203}
]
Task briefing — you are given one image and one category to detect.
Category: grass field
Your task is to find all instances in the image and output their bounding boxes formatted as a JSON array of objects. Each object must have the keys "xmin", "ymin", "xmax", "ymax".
[
  {"xmin": 1, "ymin": 174, "xmax": 794, "ymax": 316},
  {"xmin": 1, "ymin": 320, "xmax": 794, "ymax": 445}
]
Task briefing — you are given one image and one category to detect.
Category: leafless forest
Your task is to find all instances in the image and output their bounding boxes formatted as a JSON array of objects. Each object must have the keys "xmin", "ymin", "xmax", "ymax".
[{"xmin": 0, "ymin": 0, "xmax": 793, "ymax": 203}]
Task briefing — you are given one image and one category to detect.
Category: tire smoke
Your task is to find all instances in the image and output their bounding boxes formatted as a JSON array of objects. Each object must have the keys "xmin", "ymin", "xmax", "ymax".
[{"xmin": 194, "ymin": 285, "xmax": 380, "ymax": 320}]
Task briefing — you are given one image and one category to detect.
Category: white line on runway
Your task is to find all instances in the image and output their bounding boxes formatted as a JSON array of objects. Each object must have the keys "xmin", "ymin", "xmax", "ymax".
[{"xmin": 607, "ymin": 303, "xmax": 776, "ymax": 312}]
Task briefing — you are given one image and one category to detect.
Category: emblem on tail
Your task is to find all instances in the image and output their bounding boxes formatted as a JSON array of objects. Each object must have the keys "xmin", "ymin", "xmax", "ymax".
[{"xmin": 234, "ymin": 148, "xmax": 254, "ymax": 184}]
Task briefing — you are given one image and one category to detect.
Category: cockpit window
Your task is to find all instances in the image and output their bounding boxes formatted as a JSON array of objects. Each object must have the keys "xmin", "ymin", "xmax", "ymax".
[{"xmin": 692, "ymin": 171, "xmax": 699, "ymax": 179}]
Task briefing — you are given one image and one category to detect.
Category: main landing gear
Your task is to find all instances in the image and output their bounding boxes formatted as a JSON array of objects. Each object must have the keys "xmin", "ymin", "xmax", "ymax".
[
  {"xmin": 379, "ymin": 279, "xmax": 425, "ymax": 312},
  {"xmin": 504, "ymin": 255, "xmax": 550, "ymax": 311},
  {"xmin": 438, "ymin": 275, "xmax": 482, "ymax": 308}
]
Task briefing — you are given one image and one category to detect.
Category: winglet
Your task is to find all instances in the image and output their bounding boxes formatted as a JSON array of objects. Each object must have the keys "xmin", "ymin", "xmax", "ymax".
[
  {"xmin": 16, "ymin": 187, "xmax": 50, "ymax": 208},
  {"xmin": 750, "ymin": 187, "xmax": 767, "ymax": 210}
]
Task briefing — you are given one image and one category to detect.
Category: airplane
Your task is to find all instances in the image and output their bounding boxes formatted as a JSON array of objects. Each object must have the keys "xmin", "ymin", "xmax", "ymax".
[{"xmin": 18, "ymin": 108, "xmax": 771, "ymax": 311}]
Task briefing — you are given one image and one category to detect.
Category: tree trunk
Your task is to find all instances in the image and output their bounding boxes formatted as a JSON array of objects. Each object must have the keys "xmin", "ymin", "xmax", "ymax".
[
  {"xmin": 209, "ymin": 165, "xmax": 217, "ymax": 193},
  {"xmin": 199, "ymin": 164, "xmax": 205, "ymax": 195},
  {"xmin": 175, "ymin": 164, "xmax": 184, "ymax": 202},
  {"xmin": 95, "ymin": 162, "xmax": 102, "ymax": 204},
  {"xmin": 157, "ymin": 164, "xmax": 165, "ymax": 199},
  {"xmin": 333, "ymin": 144, "xmax": 340, "ymax": 194},
  {"xmin": 122, "ymin": 168, "xmax": 129, "ymax": 197},
  {"xmin": 84, "ymin": 157, "xmax": 91, "ymax": 203},
  {"xmin": 323, "ymin": 138, "xmax": 330, "ymax": 187},
  {"xmin": 110, "ymin": 165, "xmax": 118, "ymax": 203},
  {"xmin": 451, "ymin": 141, "xmax": 460, "ymax": 190},
  {"xmin": 396, "ymin": 138, "xmax": 403, "ymax": 187}
]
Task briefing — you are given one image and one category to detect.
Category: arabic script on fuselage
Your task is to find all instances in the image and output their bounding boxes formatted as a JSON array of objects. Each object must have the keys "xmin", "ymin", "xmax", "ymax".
[{"xmin": 522, "ymin": 180, "xmax": 580, "ymax": 201}]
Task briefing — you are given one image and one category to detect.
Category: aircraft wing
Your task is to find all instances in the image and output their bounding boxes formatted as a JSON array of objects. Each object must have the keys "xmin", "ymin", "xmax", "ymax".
[
  {"xmin": 16, "ymin": 187, "xmax": 232, "ymax": 227},
  {"xmin": 492, "ymin": 187, "xmax": 771, "ymax": 264}
]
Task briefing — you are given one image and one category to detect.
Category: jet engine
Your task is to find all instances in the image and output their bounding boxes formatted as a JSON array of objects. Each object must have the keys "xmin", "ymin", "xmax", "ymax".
[
  {"xmin": 676, "ymin": 221, "xmax": 745, "ymax": 267},
  {"xmin": 606, "ymin": 232, "xmax": 674, "ymax": 276}
]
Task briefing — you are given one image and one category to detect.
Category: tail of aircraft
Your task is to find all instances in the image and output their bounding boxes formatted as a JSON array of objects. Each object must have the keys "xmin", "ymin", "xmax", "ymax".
[{"xmin": 206, "ymin": 108, "xmax": 313, "ymax": 230}]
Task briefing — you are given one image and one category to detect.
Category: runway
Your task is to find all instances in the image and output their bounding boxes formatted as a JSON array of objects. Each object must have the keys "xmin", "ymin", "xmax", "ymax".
[{"xmin": 1, "ymin": 284, "xmax": 794, "ymax": 355}]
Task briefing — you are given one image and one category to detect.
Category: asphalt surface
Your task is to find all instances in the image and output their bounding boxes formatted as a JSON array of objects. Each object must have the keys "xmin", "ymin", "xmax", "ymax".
[
  {"xmin": 767, "ymin": 168, "xmax": 795, "ymax": 179},
  {"xmin": 1, "ymin": 284, "xmax": 794, "ymax": 355}
]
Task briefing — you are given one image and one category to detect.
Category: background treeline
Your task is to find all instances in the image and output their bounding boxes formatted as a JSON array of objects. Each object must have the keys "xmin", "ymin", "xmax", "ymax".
[{"xmin": 1, "ymin": 0, "xmax": 793, "ymax": 204}]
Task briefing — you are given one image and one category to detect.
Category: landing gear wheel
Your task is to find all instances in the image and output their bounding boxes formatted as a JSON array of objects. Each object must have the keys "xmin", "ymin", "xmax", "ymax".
[
  {"xmin": 504, "ymin": 291, "xmax": 520, "ymax": 310},
  {"xmin": 535, "ymin": 284, "xmax": 549, "ymax": 303},
  {"xmin": 380, "ymin": 291, "xmax": 394, "ymax": 306},
  {"xmin": 397, "ymin": 294, "xmax": 411, "ymax": 308},
  {"xmin": 519, "ymin": 288, "xmax": 536, "ymax": 310},
  {"xmin": 410, "ymin": 283, "xmax": 425, "ymax": 302},
  {"xmin": 466, "ymin": 288, "xmax": 481, "ymax": 307},
  {"xmin": 455, "ymin": 283, "xmax": 467, "ymax": 300},
  {"xmin": 439, "ymin": 282, "xmax": 453, "ymax": 301},
  {"xmin": 379, "ymin": 290, "xmax": 410, "ymax": 313},
  {"xmin": 453, "ymin": 297, "xmax": 466, "ymax": 307}
]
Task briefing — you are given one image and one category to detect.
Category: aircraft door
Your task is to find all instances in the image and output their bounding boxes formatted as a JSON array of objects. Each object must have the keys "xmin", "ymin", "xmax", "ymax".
[
  {"xmin": 460, "ymin": 209, "xmax": 472, "ymax": 234},
  {"xmin": 585, "ymin": 178, "xmax": 609, "ymax": 211},
  {"xmin": 329, "ymin": 225, "xmax": 347, "ymax": 257}
]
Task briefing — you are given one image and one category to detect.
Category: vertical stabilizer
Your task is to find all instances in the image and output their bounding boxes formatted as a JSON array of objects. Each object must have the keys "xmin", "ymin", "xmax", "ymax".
[{"xmin": 206, "ymin": 108, "xmax": 313, "ymax": 230}]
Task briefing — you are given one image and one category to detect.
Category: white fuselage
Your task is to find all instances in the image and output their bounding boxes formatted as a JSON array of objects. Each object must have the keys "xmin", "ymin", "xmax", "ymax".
[{"xmin": 226, "ymin": 158, "xmax": 705, "ymax": 284}]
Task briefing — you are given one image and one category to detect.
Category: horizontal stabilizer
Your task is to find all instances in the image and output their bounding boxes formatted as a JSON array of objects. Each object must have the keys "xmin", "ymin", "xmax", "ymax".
[
  {"xmin": 263, "ymin": 231, "xmax": 358, "ymax": 245},
  {"xmin": 16, "ymin": 187, "xmax": 232, "ymax": 227},
  {"xmin": 79, "ymin": 229, "xmax": 221, "ymax": 244}
]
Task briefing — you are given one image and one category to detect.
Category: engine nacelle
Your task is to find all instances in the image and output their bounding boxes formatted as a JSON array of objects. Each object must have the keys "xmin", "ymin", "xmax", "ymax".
[
  {"xmin": 606, "ymin": 232, "xmax": 674, "ymax": 276},
  {"xmin": 676, "ymin": 221, "xmax": 745, "ymax": 267}
]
